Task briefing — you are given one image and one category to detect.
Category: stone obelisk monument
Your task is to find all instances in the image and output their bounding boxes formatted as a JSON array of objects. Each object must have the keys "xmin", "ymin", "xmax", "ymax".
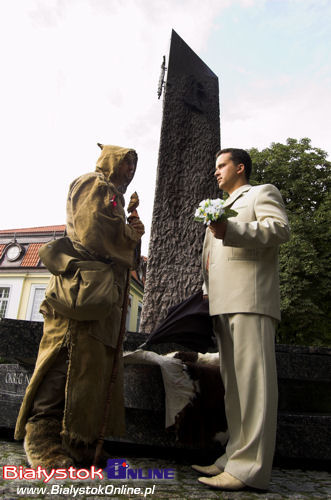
[{"xmin": 140, "ymin": 30, "xmax": 220, "ymax": 333}]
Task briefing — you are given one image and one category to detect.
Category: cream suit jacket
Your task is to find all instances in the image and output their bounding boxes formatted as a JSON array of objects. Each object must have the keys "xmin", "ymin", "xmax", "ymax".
[{"xmin": 202, "ymin": 183, "xmax": 290, "ymax": 320}]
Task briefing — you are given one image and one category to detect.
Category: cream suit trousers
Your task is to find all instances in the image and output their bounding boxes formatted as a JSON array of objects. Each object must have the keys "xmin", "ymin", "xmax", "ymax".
[{"xmin": 213, "ymin": 313, "xmax": 278, "ymax": 490}]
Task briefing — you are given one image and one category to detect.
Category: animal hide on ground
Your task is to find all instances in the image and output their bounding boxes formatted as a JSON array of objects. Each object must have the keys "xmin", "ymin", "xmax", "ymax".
[{"xmin": 124, "ymin": 350, "xmax": 227, "ymax": 448}]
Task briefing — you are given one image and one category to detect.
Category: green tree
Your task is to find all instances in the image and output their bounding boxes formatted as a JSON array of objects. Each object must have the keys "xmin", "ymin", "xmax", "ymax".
[{"xmin": 248, "ymin": 138, "xmax": 331, "ymax": 346}]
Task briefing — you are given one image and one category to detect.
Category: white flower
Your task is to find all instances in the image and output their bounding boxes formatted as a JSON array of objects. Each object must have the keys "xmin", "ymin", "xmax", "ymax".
[{"xmin": 194, "ymin": 198, "xmax": 237, "ymax": 226}]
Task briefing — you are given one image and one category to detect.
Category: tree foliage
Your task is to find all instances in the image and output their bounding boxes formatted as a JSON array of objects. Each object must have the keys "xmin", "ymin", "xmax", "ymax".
[{"xmin": 248, "ymin": 138, "xmax": 331, "ymax": 346}]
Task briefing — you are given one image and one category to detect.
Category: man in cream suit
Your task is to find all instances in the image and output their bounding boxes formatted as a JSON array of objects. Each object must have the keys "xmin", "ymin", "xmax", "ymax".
[{"xmin": 192, "ymin": 148, "xmax": 290, "ymax": 491}]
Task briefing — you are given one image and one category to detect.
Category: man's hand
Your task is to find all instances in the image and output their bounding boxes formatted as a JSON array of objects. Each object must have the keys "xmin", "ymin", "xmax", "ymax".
[
  {"xmin": 128, "ymin": 216, "xmax": 145, "ymax": 238},
  {"xmin": 209, "ymin": 221, "xmax": 227, "ymax": 240}
]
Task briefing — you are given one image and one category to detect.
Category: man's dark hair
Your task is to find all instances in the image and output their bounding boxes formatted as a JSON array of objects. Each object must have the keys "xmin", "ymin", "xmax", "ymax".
[{"xmin": 215, "ymin": 148, "xmax": 252, "ymax": 181}]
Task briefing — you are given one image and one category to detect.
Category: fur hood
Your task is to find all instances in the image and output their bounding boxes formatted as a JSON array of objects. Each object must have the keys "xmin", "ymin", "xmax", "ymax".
[{"xmin": 95, "ymin": 144, "xmax": 137, "ymax": 192}]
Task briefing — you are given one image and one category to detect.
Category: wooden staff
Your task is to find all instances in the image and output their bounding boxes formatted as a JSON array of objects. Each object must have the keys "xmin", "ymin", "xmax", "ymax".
[{"xmin": 93, "ymin": 192, "xmax": 140, "ymax": 466}]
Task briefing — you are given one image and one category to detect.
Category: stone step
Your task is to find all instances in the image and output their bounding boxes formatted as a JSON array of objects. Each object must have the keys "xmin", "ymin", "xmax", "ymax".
[
  {"xmin": 1, "ymin": 319, "xmax": 330, "ymax": 462},
  {"xmin": 1, "ymin": 362, "xmax": 330, "ymax": 462}
]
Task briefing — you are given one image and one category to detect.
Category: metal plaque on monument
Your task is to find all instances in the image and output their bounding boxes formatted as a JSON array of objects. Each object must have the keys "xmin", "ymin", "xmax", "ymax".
[{"xmin": 140, "ymin": 30, "xmax": 220, "ymax": 333}]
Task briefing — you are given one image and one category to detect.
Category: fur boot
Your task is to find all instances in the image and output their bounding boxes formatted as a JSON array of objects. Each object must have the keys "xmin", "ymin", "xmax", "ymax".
[
  {"xmin": 63, "ymin": 440, "xmax": 111, "ymax": 468},
  {"xmin": 24, "ymin": 418, "xmax": 74, "ymax": 470}
]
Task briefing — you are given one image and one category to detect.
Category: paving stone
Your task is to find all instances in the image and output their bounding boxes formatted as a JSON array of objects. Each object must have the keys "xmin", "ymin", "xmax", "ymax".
[{"xmin": 0, "ymin": 437, "xmax": 330, "ymax": 499}]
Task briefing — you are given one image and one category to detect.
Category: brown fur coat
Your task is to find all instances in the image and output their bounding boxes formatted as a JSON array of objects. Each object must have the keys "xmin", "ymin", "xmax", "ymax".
[{"xmin": 15, "ymin": 145, "xmax": 141, "ymax": 445}]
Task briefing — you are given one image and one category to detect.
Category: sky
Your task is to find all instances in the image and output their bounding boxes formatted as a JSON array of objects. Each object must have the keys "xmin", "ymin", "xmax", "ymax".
[{"xmin": 1, "ymin": 0, "xmax": 330, "ymax": 255}]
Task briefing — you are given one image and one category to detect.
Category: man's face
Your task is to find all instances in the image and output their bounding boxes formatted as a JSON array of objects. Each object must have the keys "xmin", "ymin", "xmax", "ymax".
[
  {"xmin": 214, "ymin": 152, "xmax": 244, "ymax": 194},
  {"xmin": 115, "ymin": 159, "xmax": 136, "ymax": 187}
]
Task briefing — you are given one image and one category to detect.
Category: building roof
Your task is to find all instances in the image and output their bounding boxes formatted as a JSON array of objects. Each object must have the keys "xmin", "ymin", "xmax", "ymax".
[
  {"xmin": 0, "ymin": 244, "xmax": 5, "ymax": 260},
  {"xmin": 21, "ymin": 243, "xmax": 44, "ymax": 267},
  {"xmin": 0, "ymin": 225, "xmax": 66, "ymax": 235}
]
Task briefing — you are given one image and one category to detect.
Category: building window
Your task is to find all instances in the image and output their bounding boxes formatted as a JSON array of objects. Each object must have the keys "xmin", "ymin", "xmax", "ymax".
[
  {"xmin": 29, "ymin": 286, "xmax": 46, "ymax": 322},
  {"xmin": 126, "ymin": 294, "xmax": 132, "ymax": 331},
  {"xmin": 136, "ymin": 302, "xmax": 142, "ymax": 331},
  {"xmin": 0, "ymin": 287, "xmax": 10, "ymax": 318}
]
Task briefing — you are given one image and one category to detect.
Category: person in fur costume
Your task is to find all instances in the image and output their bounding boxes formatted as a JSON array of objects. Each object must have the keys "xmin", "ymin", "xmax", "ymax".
[{"xmin": 15, "ymin": 145, "xmax": 144, "ymax": 469}]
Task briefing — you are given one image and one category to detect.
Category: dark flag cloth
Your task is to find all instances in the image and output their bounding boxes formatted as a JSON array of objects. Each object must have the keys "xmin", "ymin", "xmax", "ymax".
[{"xmin": 140, "ymin": 290, "xmax": 216, "ymax": 353}]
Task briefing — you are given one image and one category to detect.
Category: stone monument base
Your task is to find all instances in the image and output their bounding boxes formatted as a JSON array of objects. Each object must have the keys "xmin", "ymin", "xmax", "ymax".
[{"xmin": 0, "ymin": 320, "xmax": 330, "ymax": 464}]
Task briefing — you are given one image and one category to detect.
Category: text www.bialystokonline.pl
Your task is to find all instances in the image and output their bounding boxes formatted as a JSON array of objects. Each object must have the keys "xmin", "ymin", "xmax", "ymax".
[{"xmin": 17, "ymin": 484, "xmax": 156, "ymax": 497}]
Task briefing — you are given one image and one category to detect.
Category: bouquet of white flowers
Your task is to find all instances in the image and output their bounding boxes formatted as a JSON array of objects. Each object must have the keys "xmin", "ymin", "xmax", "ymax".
[{"xmin": 194, "ymin": 198, "xmax": 237, "ymax": 226}]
